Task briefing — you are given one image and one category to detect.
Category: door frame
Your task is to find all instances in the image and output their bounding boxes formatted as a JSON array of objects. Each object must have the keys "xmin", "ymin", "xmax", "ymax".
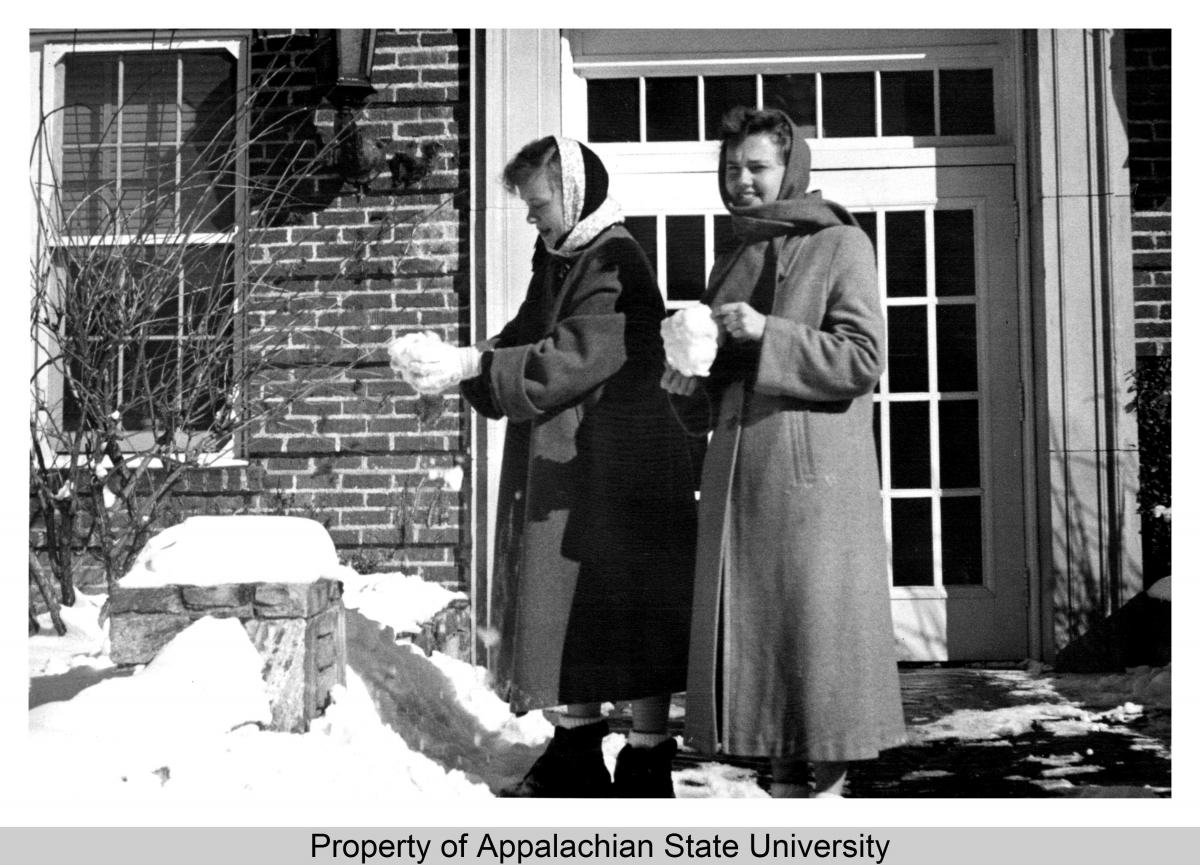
[{"xmin": 475, "ymin": 28, "xmax": 1141, "ymax": 664}]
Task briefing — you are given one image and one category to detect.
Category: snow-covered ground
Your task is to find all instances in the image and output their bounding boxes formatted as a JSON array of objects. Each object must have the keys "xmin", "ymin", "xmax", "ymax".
[{"xmin": 14, "ymin": 536, "xmax": 1184, "ymax": 825}]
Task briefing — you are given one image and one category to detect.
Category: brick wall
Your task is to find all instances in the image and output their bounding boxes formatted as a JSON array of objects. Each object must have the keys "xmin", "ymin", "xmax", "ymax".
[
  {"xmin": 1125, "ymin": 29, "xmax": 1171, "ymax": 358},
  {"xmin": 241, "ymin": 29, "xmax": 473, "ymax": 589},
  {"xmin": 1123, "ymin": 29, "xmax": 1171, "ymax": 586}
]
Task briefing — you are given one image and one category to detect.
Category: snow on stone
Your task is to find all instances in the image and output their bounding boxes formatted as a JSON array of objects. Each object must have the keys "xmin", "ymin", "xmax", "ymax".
[
  {"xmin": 340, "ymin": 569, "xmax": 465, "ymax": 636},
  {"xmin": 120, "ymin": 515, "xmax": 344, "ymax": 587}
]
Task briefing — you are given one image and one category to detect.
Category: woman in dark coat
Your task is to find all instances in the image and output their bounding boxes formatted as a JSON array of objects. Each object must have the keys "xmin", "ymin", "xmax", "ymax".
[
  {"xmin": 408, "ymin": 136, "xmax": 701, "ymax": 798},
  {"xmin": 663, "ymin": 108, "xmax": 907, "ymax": 797}
]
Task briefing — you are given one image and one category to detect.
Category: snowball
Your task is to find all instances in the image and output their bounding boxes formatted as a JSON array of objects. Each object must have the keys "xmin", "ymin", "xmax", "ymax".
[
  {"xmin": 120, "ymin": 515, "xmax": 340, "ymax": 587},
  {"xmin": 661, "ymin": 305, "xmax": 719, "ymax": 377},
  {"xmin": 387, "ymin": 330, "xmax": 448, "ymax": 394}
]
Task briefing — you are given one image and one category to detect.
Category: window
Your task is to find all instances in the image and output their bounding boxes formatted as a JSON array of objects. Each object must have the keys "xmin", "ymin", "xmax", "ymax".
[
  {"xmin": 33, "ymin": 37, "xmax": 244, "ymax": 453},
  {"xmin": 585, "ymin": 67, "xmax": 997, "ymax": 143}
]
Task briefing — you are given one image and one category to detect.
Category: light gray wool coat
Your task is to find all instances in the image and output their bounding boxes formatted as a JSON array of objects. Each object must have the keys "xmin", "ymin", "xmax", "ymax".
[{"xmin": 684, "ymin": 222, "xmax": 909, "ymax": 762}]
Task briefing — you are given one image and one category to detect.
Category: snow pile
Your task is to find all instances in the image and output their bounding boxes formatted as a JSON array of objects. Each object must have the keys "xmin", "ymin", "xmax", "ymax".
[
  {"xmin": 121, "ymin": 515, "xmax": 344, "ymax": 587},
  {"xmin": 30, "ymin": 617, "xmax": 272, "ymax": 741},
  {"xmin": 28, "ymin": 590, "xmax": 110, "ymax": 678},
  {"xmin": 1147, "ymin": 576, "xmax": 1172, "ymax": 601},
  {"xmin": 1054, "ymin": 664, "xmax": 1172, "ymax": 711},
  {"xmin": 661, "ymin": 305, "xmax": 720, "ymax": 377},
  {"xmin": 340, "ymin": 569, "xmax": 466, "ymax": 637},
  {"xmin": 26, "ymin": 602, "xmax": 491, "ymax": 806},
  {"xmin": 422, "ymin": 648, "xmax": 553, "ymax": 747}
]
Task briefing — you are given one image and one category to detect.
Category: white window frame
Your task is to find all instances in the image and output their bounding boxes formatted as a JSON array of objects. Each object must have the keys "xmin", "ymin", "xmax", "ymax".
[
  {"xmin": 31, "ymin": 32, "xmax": 249, "ymax": 467},
  {"xmin": 563, "ymin": 31, "xmax": 1019, "ymax": 172}
]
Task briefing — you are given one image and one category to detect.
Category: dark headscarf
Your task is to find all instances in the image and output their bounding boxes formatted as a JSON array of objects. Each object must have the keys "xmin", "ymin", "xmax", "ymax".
[{"xmin": 705, "ymin": 117, "xmax": 857, "ymax": 307}]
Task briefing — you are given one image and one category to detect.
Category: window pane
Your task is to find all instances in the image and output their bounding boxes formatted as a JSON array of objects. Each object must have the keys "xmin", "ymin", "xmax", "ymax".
[
  {"xmin": 183, "ymin": 246, "xmax": 236, "ymax": 334},
  {"xmin": 941, "ymin": 496, "xmax": 983, "ymax": 585},
  {"xmin": 121, "ymin": 338, "xmax": 177, "ymax": 431},
  {"xmin": 936, "ymin": 304, "xmax": 979, "ymax": 392},
  {"xmin": 889, "ymin": 400, "xmax": 930, "ymax": 489},
  {"xmin": 885, "ymin": 210, "xmax": 926, "ymax": 297},
  {"xmin": 881, "ymin": 70, "xmax": 934, "ymax": 136},
  {"xmin": 822, "ymin": 72, "xmax": 875, "ymax": 138},
  {"xmin": 934, "ymin": 210, "xmax": 976, "ymax": 296},
  {"xmin": 120, "ymin": 145, "xmax": 178, "ymax": 233},
  {"xmin": 624, "ymin": 216, "xmax": 658, "ymax": 276},
  {"xmin": 180, "ymin": 52, "xmax": 238, "ymax": 232},
  {"xmin": 587, "ymin": 78, "xmax": 640, "ymax": 143},
  {"xmin": 646, "ymin": 77, "xmax": 698, "ymax": 142},
  {"xmin": 122, "ymin": 54, "xmax": 178, "ymax": 144},
  {"xmin": 938, "ymin": 400, "xmax": 980, "ymax": 488},
  {"xmin": 63, "ymin": 54, "xmax": 119, "ymax": 145},
  {"xmin": 891, "ymin": 498, "xmax": 934, "ymax": 586},
  {"xmin": 704, "ymin": 75, "xmax": 756, "ymax": 140},
  {"xmin": 887, "ymin": 306, "xmax": 928, "ymax": 393},
  {"xmin": 665, "ymin": 215, "xmax": 706, "ymax": 301},
  {"xmin": 763, "ymin": 73, "xmax": 817, "ymax": 136},
  {"xmin": 888, "ymin": 400, "xmax": 931, "ymax": 489},
  {"xmin": 180, "ymin": 52, "xmax": 237, "ymax": 142},
  {"xmin": 940, "ymin": 68, "xmax": 995, "ymax": 135}
]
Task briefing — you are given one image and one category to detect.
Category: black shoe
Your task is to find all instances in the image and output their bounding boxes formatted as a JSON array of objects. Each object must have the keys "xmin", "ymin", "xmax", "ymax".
[
  {"xmin": 613, "ymin": 738, "xmax": 677, "ymax": 798},
  {"xmin": 498, "ymin": 720, "xmax": 613, "ymax": 798}
]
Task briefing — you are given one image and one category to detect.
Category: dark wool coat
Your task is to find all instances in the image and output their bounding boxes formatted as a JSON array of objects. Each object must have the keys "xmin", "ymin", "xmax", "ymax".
[
  {"xmin": 462, "ymin": 225, "xmax": 703, "ymax": 713},
  {"xmin": 684, "ymin": 224, "xmax": 909, "ymax": 762}
]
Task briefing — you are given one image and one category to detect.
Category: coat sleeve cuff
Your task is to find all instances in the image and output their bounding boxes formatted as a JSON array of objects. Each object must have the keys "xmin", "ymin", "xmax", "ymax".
[{"xmin": 488, "ymin": 344, "xmax": 543, "ymax": 422}]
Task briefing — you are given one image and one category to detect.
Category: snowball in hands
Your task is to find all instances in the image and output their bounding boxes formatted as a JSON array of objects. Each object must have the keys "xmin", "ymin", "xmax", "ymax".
[
  {"xmin": 661, "ymin": 305, "xmax": 720, "ymax": 377},
  {"xmin": 387, "ymin": 331, "xmax": 481, "ymax": 395}
]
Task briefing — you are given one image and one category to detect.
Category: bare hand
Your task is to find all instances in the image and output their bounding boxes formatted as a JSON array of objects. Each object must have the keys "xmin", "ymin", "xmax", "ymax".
[
  {"xmin": 660, "ymin": 368, "xmax": 699, "ymax": 396},
  {"xmin": 715, "ymin": 303, "xmax": 766, "ymax": 342}
]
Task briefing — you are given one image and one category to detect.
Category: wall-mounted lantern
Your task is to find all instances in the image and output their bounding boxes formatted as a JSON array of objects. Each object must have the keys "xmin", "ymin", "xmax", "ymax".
[
  {"xmin": 324, "ymin": 29, "xmax": 378, "ymax": 109},
  {"xmin": 317, "ymin": 29, "xmax": 439, "ymax": 196}
]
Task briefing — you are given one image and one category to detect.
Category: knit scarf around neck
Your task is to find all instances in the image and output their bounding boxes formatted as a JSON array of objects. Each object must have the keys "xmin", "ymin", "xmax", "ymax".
[{"xmin": 704, "ymin": 118, "xmax": 858, "ymax": 307}]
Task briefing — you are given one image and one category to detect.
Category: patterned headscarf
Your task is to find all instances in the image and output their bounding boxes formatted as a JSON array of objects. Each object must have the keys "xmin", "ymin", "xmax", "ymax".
[{"xmin": 547, "ymin": 136, "xmax": 624, "ymax": 259}]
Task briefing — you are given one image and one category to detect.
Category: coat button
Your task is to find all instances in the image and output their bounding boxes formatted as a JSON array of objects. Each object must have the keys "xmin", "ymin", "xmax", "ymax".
[{"xmin": 514, "ymin": 490, "xmax": 523, "ymax": 500}]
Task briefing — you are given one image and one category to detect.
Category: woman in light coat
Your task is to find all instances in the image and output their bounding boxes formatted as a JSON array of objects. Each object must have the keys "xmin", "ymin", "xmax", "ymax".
[{"xmin": 663, "ymin": 108, "xmax": 907, "ymax": 797}]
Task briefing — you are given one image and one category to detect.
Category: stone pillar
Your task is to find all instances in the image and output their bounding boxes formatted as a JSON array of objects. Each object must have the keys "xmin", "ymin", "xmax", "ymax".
[{"xmin": 109, "ymin": 578, "xmax": 346, "ymax": 733}]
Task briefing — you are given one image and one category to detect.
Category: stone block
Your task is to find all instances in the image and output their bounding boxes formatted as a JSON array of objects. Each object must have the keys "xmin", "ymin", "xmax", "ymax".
[
  {"xmin": 253, "ymin": 580, "xmax": 337, "ymax": 618},
  {"xmin": 245, "ymin": 617, "xmax": 308, "ymax": 732},
  {"xmin": 412, "ymin": 597, "xmax": 471, "ymax": 662},
  {"xmin": 181, "ymin": 584, "xmax": 252, "ymax": 609},
  {"xmin": 109, "ymin": 578, "xmax": 346, "ymax": 733},
  {"xmin": 108, "ymin": 586, "xmax": 185, "ymax": 615},
  {"xmin": 110, "ymin": 612, "xmax": 198, "ymax": 665}
]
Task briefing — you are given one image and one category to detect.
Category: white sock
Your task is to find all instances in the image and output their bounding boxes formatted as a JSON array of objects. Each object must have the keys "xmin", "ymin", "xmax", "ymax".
[
  {"xmin": 627, "ymin": 731, "xmax": 671, "ymax": 749},
  {"xmin": 557, "ymin": 714, "xmax": 604, "ymax": 730},
  {"xmin": 769, "ymin": 782, "xmax": 811, "ymax": 798}
]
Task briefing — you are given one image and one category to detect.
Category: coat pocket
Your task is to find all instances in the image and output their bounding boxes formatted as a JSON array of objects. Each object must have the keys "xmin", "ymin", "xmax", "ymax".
[{"xmin": 784, "ymin": 410, "xmax": 818, "ymax": 486}]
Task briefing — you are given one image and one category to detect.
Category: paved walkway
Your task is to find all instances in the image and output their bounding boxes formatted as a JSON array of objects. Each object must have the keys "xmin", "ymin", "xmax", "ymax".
[{"xmin": 610, "ymin": 666, "xmax": 1172, "ymax": 798}]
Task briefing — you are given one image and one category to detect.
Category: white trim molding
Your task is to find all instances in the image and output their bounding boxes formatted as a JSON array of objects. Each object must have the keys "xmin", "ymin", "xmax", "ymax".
[{"xmin": 1025, "ymin": 29, "xmax": 1141, "ymax": 657}]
